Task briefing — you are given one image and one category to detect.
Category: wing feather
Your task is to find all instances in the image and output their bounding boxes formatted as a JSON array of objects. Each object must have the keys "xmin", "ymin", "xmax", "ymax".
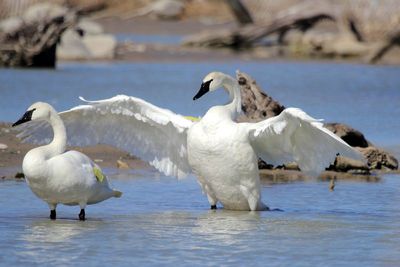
[
  {"xmin": 16, "ymin": 95, "xmax": 193, "ymax": 178},
  {"xmin": 248, "ymin": 108, "xmax": 364, "ymax": 176}
]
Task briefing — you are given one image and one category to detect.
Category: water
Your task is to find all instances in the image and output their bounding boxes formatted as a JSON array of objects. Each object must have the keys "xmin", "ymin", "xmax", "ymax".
[
  {"xmin": 1, "ymin": 61, "xmax": 400, "ymax": 266},
  {"xmin": 115, "ymin": 33, "xmax": 183, "ymax": 44},
  {"xmin": 1, "ymin": 172, "xmax": 400, "ymax": 266}
]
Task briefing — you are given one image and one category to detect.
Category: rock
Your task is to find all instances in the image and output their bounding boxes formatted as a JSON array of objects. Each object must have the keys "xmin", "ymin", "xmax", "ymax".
[
  {"xmin": 117, "ymin": 159, "xmax": 130, "ymax": 169},
  {"xmin": 77, "ymin": 19, "xmax": 103, "ymax": 35},
  {"xmin": 57, "ymin": 19, "xmax": 116, "ymax": 60},
  {"xmin": 0, "ymin": 17, "xmax": 23, "ymax": 33},
  {"xmin": 236, "ymin": 70, "xmax": 285, "ymax": 169},
  {"xmin": 0, "ymin": 143, "xmax": 8, "ymax": 150},
  {"xmin": 15, "ymin": 172, "xmax": 25, "ymax": 179},
  {"xmin": 359, "ymin": 147, "xmax": 398, "ymax": 170},
  {"xmin": 22, "ymin": 3, "xmax": 69, "ymax": 25},
  {"xmin": 324, "ymin": 123, "xmax": 369, "ymax": 148},
  {"xmin": 258, "ymin": 158, "xmax": 273, "ymax": 169},
  {"xmin": 236, "ymin": 70, "xmax": 285, "ymax": 123},
  {"xmin": 125, "ymin": 0, "xmax": 184, "ymax": 20},
  {"xmin": 57, "ymin": 29, "xmax": 92, "ymax": 60},
  {"xmin": 82, "ymin": 34, "xmax": 116, "ymax": 59},
  {"xmin": 283, "ymin": 162, "xmax": 300, "ymax": 171},
  {"xmin": 152, "ymin": 0, "xmax": 184, "ymax": 20},
  {"xmin": 0, "ymin": 3, "xmax": 76, "ymax": 67},
  {"xmin": 236, "ymin": 70, "xmax": 398, "ymax": 173},
  {"xmin": 330, "ymin": 156, "xmax": 369, "ymax": 173}
]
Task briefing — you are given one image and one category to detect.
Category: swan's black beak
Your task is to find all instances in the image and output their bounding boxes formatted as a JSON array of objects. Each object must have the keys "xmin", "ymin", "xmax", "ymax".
[
  {"xmin": 193, "ymin": 79, "xmax": 213, "ymax": 101},
  {"xmin": 12, "ymin": 109, "xmax": 35, "ymax": 127}
]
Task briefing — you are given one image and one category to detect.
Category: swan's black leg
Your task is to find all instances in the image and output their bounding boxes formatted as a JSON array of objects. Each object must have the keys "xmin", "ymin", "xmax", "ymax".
[
  {"xmin": 50, "ymin": 210, "xmax": 56, "ymax": 220},
  {"xmin": 79, "ymin": 209, "xmax": 85, "ymax": 221},
  {"xmin": 210, "ymin": 205, "xmax": 217, "ymax": 210}
]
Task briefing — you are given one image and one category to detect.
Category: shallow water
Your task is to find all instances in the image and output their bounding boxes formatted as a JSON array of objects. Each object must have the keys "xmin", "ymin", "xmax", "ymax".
[
  {"xmin": 1, "ymin": 171, "xmax": 400, "ymax": 266},
  {"xmin": 115, "ymin": 33, "xmax": 183, "ymax": 44},
  {"xmin": 0, "ymin": 61, "xmax": 400, "ymax": 266}
]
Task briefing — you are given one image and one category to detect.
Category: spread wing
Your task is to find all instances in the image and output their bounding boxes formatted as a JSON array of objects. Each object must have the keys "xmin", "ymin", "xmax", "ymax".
[
  {"xmin": 247, "ymin": 108, "xmax": 364, "ymax": 176},
  {"xmin": 16, "ymin": 95, "xmax": 193, "ymax": 178}
]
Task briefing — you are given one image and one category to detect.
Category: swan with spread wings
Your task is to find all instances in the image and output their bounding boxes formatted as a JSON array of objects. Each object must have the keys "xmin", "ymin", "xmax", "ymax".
[{"xmin": 16, "ymin": 72, "xmax": 363, "ymax": 211}]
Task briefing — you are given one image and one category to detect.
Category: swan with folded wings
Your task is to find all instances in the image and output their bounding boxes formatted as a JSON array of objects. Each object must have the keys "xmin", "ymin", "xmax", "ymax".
[{"xmin": 16, "ymin": 72, "xmax": 363, "ymax": 211}]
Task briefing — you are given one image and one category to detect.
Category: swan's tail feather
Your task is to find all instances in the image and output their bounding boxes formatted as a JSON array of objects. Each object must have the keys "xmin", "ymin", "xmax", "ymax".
[{"xmin": 113, "ymin": 190, "xmax": 123, "ymax": 198}]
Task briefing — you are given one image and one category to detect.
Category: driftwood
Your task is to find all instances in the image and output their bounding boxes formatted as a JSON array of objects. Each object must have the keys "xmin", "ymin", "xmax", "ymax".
[
  {"xmin": 184, "ymin": 1, "xmax": 399, "ymax": 63},
  {"xmin": 224, "ymin": 0, "xmax": 253, "ymax": 25},
  {"xmin": 368, "ymin": 29, "xmax": 400, "ymax": 63},
  {"xmin": 183, "ymin": 3, "xmax": 336, "ymax": 48},
  {"xmin": 0, "ymin": 5, "xmax": 76, "ymax": 67},
  {"xmin": 236, "ymin": 70, "xmax": 398, "ymax": 172}
]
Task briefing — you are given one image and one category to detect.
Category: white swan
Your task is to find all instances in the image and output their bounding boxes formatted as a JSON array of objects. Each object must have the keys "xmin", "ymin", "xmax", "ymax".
[
  {"xmin": 16, "ymin": 72, "xmax": 363, "ymax": 211},
  {"xmin": 12, "ymin": 102, "xmax": 122, "ymax": 220}
]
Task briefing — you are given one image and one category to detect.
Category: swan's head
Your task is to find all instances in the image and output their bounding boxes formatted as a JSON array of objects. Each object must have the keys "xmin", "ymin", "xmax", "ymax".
[
  {"xmin": 12, "ymin": 102, "xmax": 55, "ymax": 127},
  {"xmin": 193, "ymin": 72, "xmax": 228, "ymax": 100}
]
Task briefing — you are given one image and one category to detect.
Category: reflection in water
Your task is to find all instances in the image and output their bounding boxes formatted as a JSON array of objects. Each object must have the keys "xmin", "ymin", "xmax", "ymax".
[
  {"xmin": 16, "ymin": 219, "xmax": 102, "ymax": 265},
  {"xmin": 192, "ymin": 210, "xmax": 261, "ymax": 245}
]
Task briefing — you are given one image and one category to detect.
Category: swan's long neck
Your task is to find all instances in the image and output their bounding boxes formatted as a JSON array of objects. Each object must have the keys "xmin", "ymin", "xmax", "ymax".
[
  {"xmin": 222, "ymin": 75, "xmax": 242, "ymax": 119},
  {"xmin": 41, "ymin": 112, "xmax": 67, "ymax": 159}
]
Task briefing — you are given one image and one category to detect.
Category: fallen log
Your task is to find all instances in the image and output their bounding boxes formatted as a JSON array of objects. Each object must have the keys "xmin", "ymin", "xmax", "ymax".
[{"xmin": 183, "ymin": 4, "xmax": 335, "ymax": 48}]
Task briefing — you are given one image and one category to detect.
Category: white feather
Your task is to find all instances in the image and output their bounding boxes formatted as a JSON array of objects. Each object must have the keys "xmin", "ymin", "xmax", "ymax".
[
  {"xmin": 248, "ymin": 108, "xmax": 364, "ymax": 176},
  {"xmin": 16, "ymin": 95, "xmax": 193, "ymax": 179}
]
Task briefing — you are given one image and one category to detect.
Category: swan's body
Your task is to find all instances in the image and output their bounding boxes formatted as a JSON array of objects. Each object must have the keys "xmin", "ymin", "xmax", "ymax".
[
  {"xmin": 16, "ymin": 73, "xmax": 363, "ymax": 211},
  {"xmin": 188, "ymin": 116, "xmax": 263, "ymax": 210},
  {"xmin": 13, "ymin": 102, "xmax": 122, "ymax": 220}
]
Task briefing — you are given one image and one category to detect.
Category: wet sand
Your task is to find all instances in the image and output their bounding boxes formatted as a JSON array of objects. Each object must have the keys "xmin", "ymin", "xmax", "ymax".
[{"xmin": 0, "ymin": 122, "xmax": 149, "ymax": 179}]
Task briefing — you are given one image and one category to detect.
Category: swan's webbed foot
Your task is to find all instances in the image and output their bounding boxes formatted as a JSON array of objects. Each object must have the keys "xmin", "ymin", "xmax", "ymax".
[
  {"xmin": 79, "ymin": 209, "xmax": 85, "ymax": 221},
  {"xmin": 50, "ymin": 210, "xmax": 56, "ymax": 220},
  {"xmin": 210, "ymin": 205, "xmax": 217, "ymax": 210}
]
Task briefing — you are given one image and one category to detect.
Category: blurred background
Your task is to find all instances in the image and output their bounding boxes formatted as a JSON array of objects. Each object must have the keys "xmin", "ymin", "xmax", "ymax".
[{"xmin": 1, "ymin": 0, "xmax": 400, "ymax": 66}]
